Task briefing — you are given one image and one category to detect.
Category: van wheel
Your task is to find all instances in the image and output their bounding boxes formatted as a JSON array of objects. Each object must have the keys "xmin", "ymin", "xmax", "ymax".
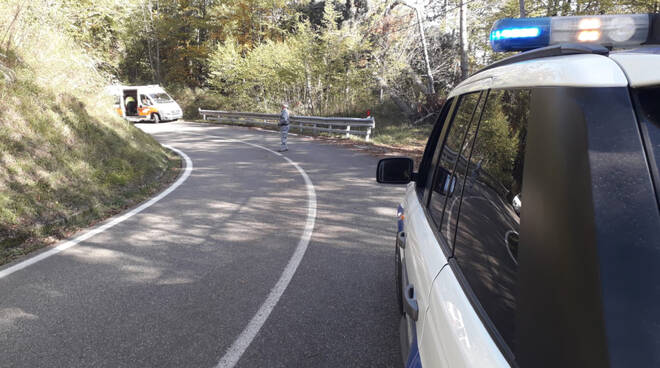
[{"xmin": 152, "ymin": 113, "xmax": 161, "ymax": 124}]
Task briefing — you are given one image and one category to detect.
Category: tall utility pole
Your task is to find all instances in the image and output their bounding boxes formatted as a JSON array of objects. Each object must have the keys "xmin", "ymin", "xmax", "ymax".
[
  {"xmin": 394, "ymin": 1, "xmax": 435, "ymax": 95},
  {"xmin": 519, "ymin": 0, "xmax": 526, "ymax": 17}
]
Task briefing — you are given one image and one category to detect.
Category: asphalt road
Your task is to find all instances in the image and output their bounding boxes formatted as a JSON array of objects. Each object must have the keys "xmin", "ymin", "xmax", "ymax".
[{"xmin": 0, "ymin": 122, "xmax": 405, "ymax": 367}]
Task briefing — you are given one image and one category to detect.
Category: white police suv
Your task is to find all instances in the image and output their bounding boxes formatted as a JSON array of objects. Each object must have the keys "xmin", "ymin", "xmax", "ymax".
[{"xmin": 377, "ymin": 14, "xmax": 660, "ymax": 368}]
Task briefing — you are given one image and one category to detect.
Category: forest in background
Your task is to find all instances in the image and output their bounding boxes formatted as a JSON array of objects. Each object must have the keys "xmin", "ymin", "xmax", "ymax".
[
  {"xmin": 1, "ymin": 0, "xmax": 659, "ymax": 259},
  {"xmin": 4, "ymin": 0, "xmax": 660, "ymax": 130}
]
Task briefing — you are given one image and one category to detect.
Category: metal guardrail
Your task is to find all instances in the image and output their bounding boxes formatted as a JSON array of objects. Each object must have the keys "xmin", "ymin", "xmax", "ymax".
[{"xmin": 198, "ymin": 108, "xmax": 376, "ymax": 141}]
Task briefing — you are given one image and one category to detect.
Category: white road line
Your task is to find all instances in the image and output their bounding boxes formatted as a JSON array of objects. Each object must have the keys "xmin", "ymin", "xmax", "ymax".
[
  {"xmin": 213, "ymin": 138, "xmax": 317, "ymax": 368},
  {"xmin": 0, "ymin": 145, "xmax": 193, "ymax": 280}
]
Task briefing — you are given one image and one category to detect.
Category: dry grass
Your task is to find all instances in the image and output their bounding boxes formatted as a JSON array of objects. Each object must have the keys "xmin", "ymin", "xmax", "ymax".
[
  {"xmin": 0, "ymin": 77, "xmax": 179, "ymax": 264},
  {"xmin": 0, "ymin": 0, "xmax": 178, "ymax": 265},
  {"xmin": 371, "ymin": 123, "xmax": 433, "ymax": 149}
]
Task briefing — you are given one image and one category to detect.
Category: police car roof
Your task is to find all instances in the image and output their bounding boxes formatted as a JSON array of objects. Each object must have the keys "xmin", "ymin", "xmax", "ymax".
[
  {"xmin": 449, "ymin": 44, "xmax": 660, "ymax": 98},
  {"xmin": 610, "ymin": 46, "xmax": 660, "ymax": 87}
]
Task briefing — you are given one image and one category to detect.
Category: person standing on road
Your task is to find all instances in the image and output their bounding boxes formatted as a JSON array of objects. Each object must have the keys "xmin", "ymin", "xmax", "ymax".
[{"xmin": 278, "ymin": 103, "xmax": 290, "ymax": 152}]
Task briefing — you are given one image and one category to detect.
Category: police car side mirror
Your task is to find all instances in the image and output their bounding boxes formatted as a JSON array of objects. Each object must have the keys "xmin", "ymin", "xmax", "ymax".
[{"xmin": 377, "ymin": 157, "xmax": 415, "ymax": 184}]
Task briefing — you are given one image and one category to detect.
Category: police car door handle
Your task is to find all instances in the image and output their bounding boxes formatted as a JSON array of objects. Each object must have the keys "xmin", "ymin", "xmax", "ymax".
[
  {"xmin": 397, "ymin": 231, "xmax": 406, "ymax": 249},
  {"xmin": 404, "ymin": 284, "xmax": 419, "ymax": 321}
]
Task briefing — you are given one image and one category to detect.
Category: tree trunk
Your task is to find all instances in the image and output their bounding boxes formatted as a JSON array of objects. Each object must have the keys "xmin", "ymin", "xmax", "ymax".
[
  {"xmin": 154, "ymin": 0, "xmax": 161, "ymax": 84},
  {"xmin": 2, "ymin": 3, "xmax": 23, "ymax": 52},
  {"xmin": 561, "ymin": 0, "xmax": 571, "ymax": 16},
  {"xmin": 413, "ymin": 6, "xmax": 435, "ymax": 94},
  {"xmin": 459, "ymin": 0, "xmax": 468, "ymax": 81},
  {"xmin": 547, "ymin": 0, "xmax": 559, "ymax": 16},
  {"xmin": 142, "ymin": 0, "xmax": 161, "ymax": 84},
  {"xmin": 393, "ymin": 2, "xmax": 435, "ymax": 94},
  {"xmin": 261, "ymin": 85, "xmax": 267, "ymax": 110},
  {"xmin": 374, "ymin": 75, "xmax": 416, "ymax": 118},
  {"xmin": 443, "ymin": 0, "xmax": 448, "ymax": 33},
  {"xmin": 305, "ymin": 62, "xmax": 315, "ymax": 112}
]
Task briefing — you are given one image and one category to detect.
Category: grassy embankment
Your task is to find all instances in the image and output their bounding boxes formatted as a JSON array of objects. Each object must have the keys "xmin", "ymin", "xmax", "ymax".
[
  {"xmin": 369, "ymin": 103, "xmax": 434, "ymax": 149},
  {"xmin": 0, "ymin": 5, "xmax": 180, "ymax": 265}
]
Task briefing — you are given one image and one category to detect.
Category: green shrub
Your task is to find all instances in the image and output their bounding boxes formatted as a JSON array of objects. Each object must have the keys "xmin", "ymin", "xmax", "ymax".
[{"xmin": 170, "ymin": 87, "xmax": 226, "ymax": 119}]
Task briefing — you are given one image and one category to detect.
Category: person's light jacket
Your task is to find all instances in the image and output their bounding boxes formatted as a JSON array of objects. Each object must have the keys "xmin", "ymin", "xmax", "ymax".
[{"xmin": 279, "ymin": 109, "xmax": 290, "ymax": 126}]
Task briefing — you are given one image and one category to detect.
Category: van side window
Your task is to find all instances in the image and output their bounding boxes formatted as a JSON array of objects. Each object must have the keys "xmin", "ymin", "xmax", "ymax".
[
  {"xmin": 140, "ymin": 94, "xmax": 151, "ymax": 106},
  {"xmin": 428, "ymin": 92, "xmax": 484, "ymax": 230},
  {"xmin": 452, "ymin": 88, "xmax": 531, "ymax": 353},
  {"xmin": 416, "ymin": 98, "xmax": 455, "ymax": 194}
]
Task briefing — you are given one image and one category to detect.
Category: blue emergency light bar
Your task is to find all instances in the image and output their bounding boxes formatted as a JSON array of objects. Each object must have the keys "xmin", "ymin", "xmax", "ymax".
[{"xmin": 491, "ymin": 14, "xmax": 657, "ymax": 52}]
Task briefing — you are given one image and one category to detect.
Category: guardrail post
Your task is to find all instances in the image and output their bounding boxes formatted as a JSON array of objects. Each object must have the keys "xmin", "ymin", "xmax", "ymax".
[
  {"xmin": 366, "ymin": 117, "xmax": 375, "ymax": 142},
  {"xmin": 345, "ymin": 125, "xmax": 350, "ymax": 138},
  {"xmin": 313, "ymin": 123, "xmax": 318, "ymax": 135}
]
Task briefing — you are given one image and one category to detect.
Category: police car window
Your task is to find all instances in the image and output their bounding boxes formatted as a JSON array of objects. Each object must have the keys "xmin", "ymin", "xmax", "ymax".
[
  {"xmin": 417, "ymin": 98, "xmax": 456, "ymax": 193},
  {"xmin": 428, "ymin": 92, "xmax": 484, "ymax": 229},
  {"xmin": 439, "ymin": 93, "xmax": 486, "ymax": 248},
  {"xmin": 452, "ymin": 88, "xmax": 531, "ymax": 353}
]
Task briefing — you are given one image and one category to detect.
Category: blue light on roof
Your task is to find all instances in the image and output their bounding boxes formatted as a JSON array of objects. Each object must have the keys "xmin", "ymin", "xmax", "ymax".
[
  {"xmin": 491, "ymin": 27, "xmax": 541, "ymax": 41},
  {"xmin": 490, "ymin": 17, "xmax": 551, "ymax": 52},
  {"xmin": 491, "ymin": 14, "xmax": 656, "ymax": 52}
]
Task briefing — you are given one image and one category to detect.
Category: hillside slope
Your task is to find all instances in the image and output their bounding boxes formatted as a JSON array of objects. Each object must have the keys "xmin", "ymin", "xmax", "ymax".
[{"xmin": 0, "ymin": 2, "xmax": 178, "ymax": 264}]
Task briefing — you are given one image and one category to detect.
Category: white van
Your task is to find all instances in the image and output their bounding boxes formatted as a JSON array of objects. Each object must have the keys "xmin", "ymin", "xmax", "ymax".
[{"xmin": 107, "ymin": 85, "xmax": 183, "ymax": 124}]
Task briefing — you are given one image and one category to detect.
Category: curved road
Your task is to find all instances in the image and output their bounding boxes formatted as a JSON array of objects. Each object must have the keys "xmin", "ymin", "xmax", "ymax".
[{"xmin": 0, "ymin": 122, "xmax": 405, "ymax": 367}]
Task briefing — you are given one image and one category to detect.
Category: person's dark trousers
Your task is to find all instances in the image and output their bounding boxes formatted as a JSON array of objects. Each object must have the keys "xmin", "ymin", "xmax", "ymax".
[
  {"xmin": 279, "ymin": 124, "xmax": 289, "ymax": 151},
  {"xmin": 127, "ymin": 101, "xmax": 137, "ymax": 115}
]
